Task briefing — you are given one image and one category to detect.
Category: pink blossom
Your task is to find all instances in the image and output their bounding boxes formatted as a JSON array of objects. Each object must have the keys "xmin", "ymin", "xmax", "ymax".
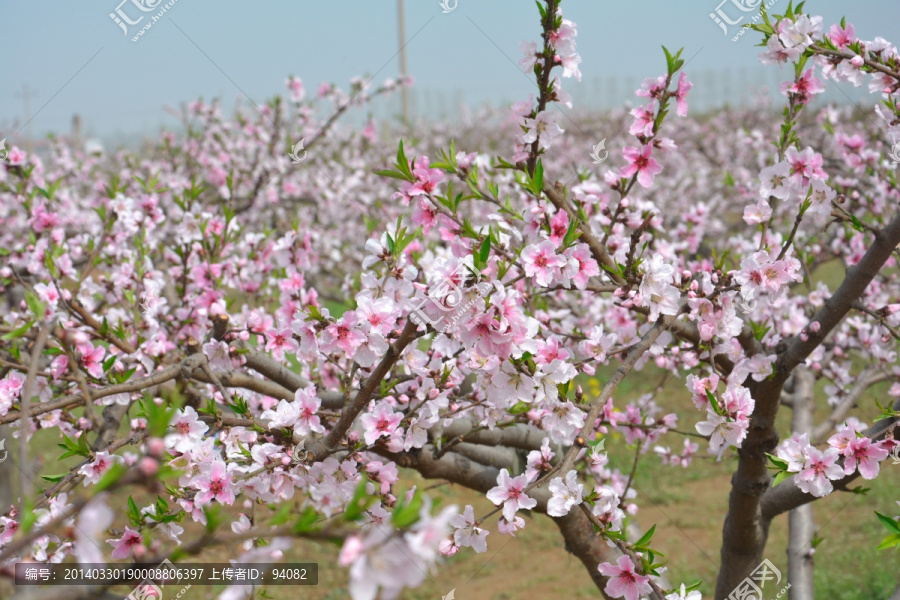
[
  {"xmin": 194, "ymin": 460, "xmax": 236, "ymax": 506},
  {"xmin": 321, "ymin": 312, "xmax": 366, "ymax": 356},
  {"xmin": 597, "ymin": 555, "xmax": 652, "ymax": 600},
  {"xmin": 759, "ymin": 35, "xmax": 801, "ymax": 65},
  {"xmin": 629, "ymin": 104, "xmax": 656, "ymax": 137},
  {"xmin": 522, "ymin": 111, "xmax": 564, "ymax": 150},
  {"xmin": 842, "ymin": 437, "xmax": 888, "ymax": 479},
  {"xmin": 521, "ymin": 240, "xmax": 567, "ymax": 287},
  {"xmin": 166, "ymin": 406, "xmax": 209, "ymax": 453},
  {"xmin": 547, "ymin": 470, "xmax": 583, "ymax": 517},
  {"xmin": 828, "ymin": 23, "xmax": 856, "ymax": 48},
  {"xmin": 695, "ymin": 410, "xmax": 748, "ymax": 453},
  {"xmin": 620, "ymin": 145, "xmax": 663, "ymax": 188},
  {"xmin": 107, "ymin": 527, "xmax": 142, "ymax": 560},
  {"xmin": 781, "ymin": 69, "xmax": 826, "ymax": 104},
  {"xmin": 359, "ymin": 400, "xmax": 402, "ymax": 445},
  {"xmin": 79, "ymin": 451, "xmax": 123, "ymax": 486},
  {"xmin": 78, "ymin": 342, "xmax": 106, "ymax": 378},
  {"xmin": 450, "ymin": 505, "xmax": 488, "ymax": 553},
  {"xmin": 785, "ymin": 146, "xmax": 827, "ymax": 182},
  {"xmin": 675, "ymin": 72, "xmax": 693, "ymax": 117},
  {"xmin": 486, "ymin": 468, "xmax": 537, "ymax": 521},
  {"xmin": 797, "ymin": 446, "xmax": 844, "ymax": 497},
  {"xmin": 264, "ymin": 326, "xmax": 299, "ymax": 361},
  {"xmin": 285, "ymin": 75, "xmax": 305, "ymax": 102}
]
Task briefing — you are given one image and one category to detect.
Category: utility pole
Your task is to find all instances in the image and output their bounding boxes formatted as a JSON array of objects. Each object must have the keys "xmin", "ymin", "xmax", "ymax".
[
  {"xmin": 397, "ymin": 0, "xmax": 410, "ymax": 127},
  {"xmin": 15, "ymin": 83, "xmax": 35, "ymax": 153},
  {"xmin": 71, "ymin": 114, "xmax": 82, "ymax": 146}
]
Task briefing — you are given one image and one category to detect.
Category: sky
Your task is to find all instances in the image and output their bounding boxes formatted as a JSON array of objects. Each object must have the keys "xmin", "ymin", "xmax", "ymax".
[{"xmin": 2, "ymin": 0, "xmax": 899, "ymax": 146}]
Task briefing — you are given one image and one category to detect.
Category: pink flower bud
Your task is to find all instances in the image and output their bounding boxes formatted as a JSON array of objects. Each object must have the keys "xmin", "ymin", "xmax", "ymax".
[
  {"xmin": 809, "ymin": 321, "xmax": 820, "ymax": 332},
  {"xmin": 281, "ymin": 456, "xmax": 292, "ymax": 466},
  {"xmin": 139, "ymin": 457, "xmax": 159, "ymax": 476},
  {"xmin": 146, "ymin": 438, "xmax": 166, "ymax": 457}
]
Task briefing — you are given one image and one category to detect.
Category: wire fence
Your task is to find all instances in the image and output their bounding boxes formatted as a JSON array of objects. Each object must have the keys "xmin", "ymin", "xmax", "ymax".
[
  {"xmin": 369, "ymin": 65, "xmax": 876, "ymax": 125},
  {"xmin": 1, "ymin": 65, "xmax": 877, "ymax": 151}
]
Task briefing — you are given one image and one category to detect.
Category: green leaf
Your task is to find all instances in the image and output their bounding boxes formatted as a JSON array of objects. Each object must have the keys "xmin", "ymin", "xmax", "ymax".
[
  {"xmin": 634, "ymin": 524, "xmax": 656, "ymax": 549},
  {"xmin": 765, "ymin": 453, "xmax": 789, "ymax": 471},
  {"xmin": 293, "ymin": 506, "xmax": 320, "ymax": 534},
  {"xmin": 877, "ymin": 533, "xmax": 900, "ymax": 550},
  {"xmin": 772, "ymin": 470, "xmax": 792, "ymax": 487},
  {"xmin": 344, "ymin": 476, "xmax": 374, "ymax": 522},
  {"xmin": 2, "ymin": 320, "xmax": 35, "ymax": 341},
  {"xmin": 127, "ymin": 496, "xmax": 142, "ymax": 526},
  {"xmin": 95, "ymin": 461, "xmax": 128, "ymax": 492},
  {"xmin": 40, "ymin": 474, "xmax": 67, "ymax": 483},
  {"xmin": 392, "ymin": 488, "xmax": 424, "ymax": 528},
  {"xmin": 706, "ymin": 389, "xmax": 726, "ymax": 416},
  {"xmin": 509, "ymin": 401, "xmax": 530, "ymax": 415},
  {"xmin": 373, "ymin": 169, "xmax": 410, "ymax": 181},
  {"xmin": 204, "ymin": 505, "xmax": 223, "ymax": 533},
  {"xmin": 20, "ymin": 499, "xmax": 37, "ymax": 533},
  {"xmin": 25, "ymin": 290, "xmax": 46, "ymax": 319},
  {"xmin": 875, "ymin": 512, "xmax": 900, "ymax": 535}
]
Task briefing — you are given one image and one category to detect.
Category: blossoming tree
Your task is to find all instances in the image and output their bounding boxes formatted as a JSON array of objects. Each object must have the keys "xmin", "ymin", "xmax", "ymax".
[{"xmin": 1, "ymin": 1, "xmax": 899, "ymax": 599}]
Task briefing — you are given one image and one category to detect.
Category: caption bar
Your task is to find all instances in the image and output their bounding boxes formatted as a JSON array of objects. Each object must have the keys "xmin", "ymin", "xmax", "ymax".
[{"xmin": 15, "ymin": 563, "xmax": 318, "ymax": 586}]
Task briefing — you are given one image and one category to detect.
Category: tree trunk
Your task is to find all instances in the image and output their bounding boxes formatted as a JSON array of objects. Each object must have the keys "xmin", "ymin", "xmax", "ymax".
[{"xmin": 786, "ymin": 368, "xmax": 815, "ymax": 600}]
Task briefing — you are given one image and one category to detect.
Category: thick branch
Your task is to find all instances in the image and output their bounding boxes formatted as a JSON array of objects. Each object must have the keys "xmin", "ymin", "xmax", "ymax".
[
  {"xmin": 717, "ymin": 211, "xmax": 900, "ymax": 598},
  {"xmin": 760, "ymin": 395, "xmax": 900, "ymax": 520},
  {"xmin": 777, "ymin": 212, "xmax": 900, "ymax": 380},
  {"xmin": 439, "ymin": 419, "xmax": 548, "ymax": 452}
]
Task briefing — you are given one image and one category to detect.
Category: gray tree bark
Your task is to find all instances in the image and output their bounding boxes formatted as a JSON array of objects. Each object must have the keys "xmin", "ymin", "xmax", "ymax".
[{"xmin": 786, "ymin": 368, "xmax": 815, "ymax": 600}]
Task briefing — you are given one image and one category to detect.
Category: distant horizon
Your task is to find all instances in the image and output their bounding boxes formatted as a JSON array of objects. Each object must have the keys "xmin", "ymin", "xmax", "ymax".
[{"xmin": 3, "ymin": 1, "xmax": 897, "ymax": 148}]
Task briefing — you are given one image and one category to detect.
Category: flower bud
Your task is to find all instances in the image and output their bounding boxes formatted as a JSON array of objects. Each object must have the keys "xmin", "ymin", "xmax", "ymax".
[{"xmin": 139, "ymin": 457, "xmax": 159, "ymax": 477}]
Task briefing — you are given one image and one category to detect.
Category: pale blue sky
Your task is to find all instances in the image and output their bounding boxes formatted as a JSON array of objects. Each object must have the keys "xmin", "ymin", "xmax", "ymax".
[{"xmin": 2, "ymin": 1, "xmax": 898, "ymax": 145}]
